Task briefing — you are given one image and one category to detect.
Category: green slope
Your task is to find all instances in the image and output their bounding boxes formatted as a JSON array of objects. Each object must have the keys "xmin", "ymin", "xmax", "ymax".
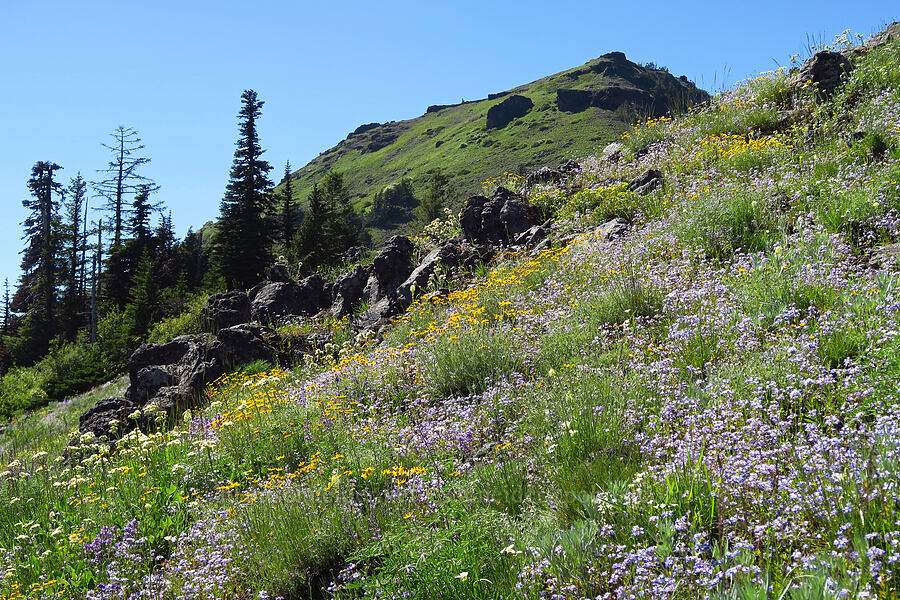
[{"xmin": 285, "ymin": 51, "xmax": 708, "ymax": 240}]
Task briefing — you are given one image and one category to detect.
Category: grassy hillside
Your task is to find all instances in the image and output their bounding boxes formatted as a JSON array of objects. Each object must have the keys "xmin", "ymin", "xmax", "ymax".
[
  {"xmin": 2, "ymin": 25, "xmax": 900, "ymax": 599},
  {"xmin": 285, "ymin": 52, "xmax": 707, "ymax": 240}
]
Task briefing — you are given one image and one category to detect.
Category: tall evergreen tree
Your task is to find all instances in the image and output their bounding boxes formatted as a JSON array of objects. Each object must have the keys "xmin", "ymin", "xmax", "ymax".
[
  {"xmin": 124, "ymin": 249, "xmax": 157, "ymax": 338},
  {"xmin": 289, "ymin": 172, "xmax": 362, "ymax": 272},
  {"xmin": 213, "ymin": 89, "xmax": 275, "ymax": 289},
  {"xmin": 128, "ymin": 184, "xmax": 164, "ymax": 251},
  {"xmin": 93, "ymin": 126, "xmax": 157, "ymax": 250},
  {"xmin": 2, "ymin": 278, "xmax": 9, "ymax": 337},
  {"xmin": 289, "ymin": 183, "xmax": 326, "ymax": 269},
  {"xmin": 14, "ymin": 161, "xmax": 63, "ymax": 362},
  {"xmin": 59, "ymin": 174, "xmax": 89, "ymax": 340},
  {"xmin": 279, "ymin": 161, "xmax": 296, "ymax": 245}
]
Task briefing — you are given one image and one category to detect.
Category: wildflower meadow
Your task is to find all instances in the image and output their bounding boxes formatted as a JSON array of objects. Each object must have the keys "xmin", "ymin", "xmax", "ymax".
[{"xmin": 2, "ymin": 27, "xmax": 900, "ymax": 600}]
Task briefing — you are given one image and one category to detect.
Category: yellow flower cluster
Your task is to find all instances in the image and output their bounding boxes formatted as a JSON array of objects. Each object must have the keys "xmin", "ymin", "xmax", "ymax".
[
  {"xmin": 699, "ymin": 133, "xmax": 790, "ymax": 161},
  {"xmin": 481, "ymin": 172, "xmax": 524, "ymax": 193},
  {"xmin": 621, "ymin": 116, "xmax": 672, "ymax": 139},
  {"xmin": 208, "ymin": 369, "xmax": 292, "ymax": 431}
]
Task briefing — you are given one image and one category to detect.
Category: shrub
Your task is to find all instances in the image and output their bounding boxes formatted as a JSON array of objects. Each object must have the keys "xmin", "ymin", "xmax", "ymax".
[
  {"xmin": 558, "ymin": 183, "xmax": 646, "ymax": 223},
  {"xmin": 147, "ymin": 294, "xmax": 207, "ymax": 343},
  {"xmin": 41, "ymin": 343, "xmax": 111, "ymax": 401}
]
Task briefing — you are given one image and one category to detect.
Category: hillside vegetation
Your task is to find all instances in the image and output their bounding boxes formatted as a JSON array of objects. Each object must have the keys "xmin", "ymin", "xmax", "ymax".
[
  {"xmin": 2, "ymin": 24, "xmax": 900, "ymax": 600},
  {"xmin": 285, "ymin": 51, "xmax": 706, "ymax": 240}
]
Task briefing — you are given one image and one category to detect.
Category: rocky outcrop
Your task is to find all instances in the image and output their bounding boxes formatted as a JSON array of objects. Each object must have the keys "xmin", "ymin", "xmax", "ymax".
[
  {"xmin": 78, "ymin": 325, "xmax": 276, "ymax": 442},
  {"xmin": 266, "ymin": 263, "xmax": 292, "ymax": 283},
  {"xmin": 250, "ymin": 275, "xmax": 331, "ymax": 324},
  {"xmin": 201, "ymin": 291, "xmax": 251, "ymax": 332},
  {"xmin": 526, "ymin": 166, "xmax": 564, "ymax": 188},
  {"xmin": 348, "ymin": 122, "xmax": 381, "ymax": 138},
  {"xmin": 330, "ymin": 265, "xmax": 372, "ymax": 318},
  {"xmin": 628, "ymin": 169, "xmax": 664, "ymax": 195},
  {"xmin": 601, "ymin": 142, "xmax": 624, "ymax": 162},
  {"xmin": 793, "ymin": 51, "xmax": 853, "ymax": 96},
  {"xmin": 486, "ymin": 95, "xmax": 533, "ymax": 129},
  {"xmin": 594, "ymin": 218, "xmax": 631, "ymax": 240},
  {"xmin": 371, "ymin": 236, "xmax": 416, "ymax": 298},
  {"xmin": 515, "ymin": 224, "xmax": 551, "ymax": 249},
  {"xmin": 251, "ymin": 282, "xmax": 303, "ymax": 323},
  {"xmin": 557, "ymin": 85, "xmax": 655, "ymax": 114},
  {"xmin": 353, "ymin": 237, "xmax": 417, "ymax": 330},
  {"xmin": 460, "ymin": 187, "xmax": 538, "ymax": 246},
  {"xmin": 396, "ymin": 242, "xmax": 460, "ymax": 305}
]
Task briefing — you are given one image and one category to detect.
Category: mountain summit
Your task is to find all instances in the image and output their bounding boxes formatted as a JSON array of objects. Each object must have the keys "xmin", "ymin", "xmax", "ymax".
[{"xmin": 286, "ymin": 51, "xmax": 707, "ymax": 239}]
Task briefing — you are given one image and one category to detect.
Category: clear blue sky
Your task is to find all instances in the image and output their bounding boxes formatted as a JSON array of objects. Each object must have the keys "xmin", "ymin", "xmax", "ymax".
[{"xmin": 1, "ymin": 0, "xmax": 896, "ymax": 292}]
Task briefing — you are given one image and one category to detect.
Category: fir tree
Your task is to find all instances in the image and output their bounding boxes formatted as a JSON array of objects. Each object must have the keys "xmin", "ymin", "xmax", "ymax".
[
  {"xmin": 93, "ymin": 126, "xmax": 157, "ymax": 250},
  {"xmin": 2, "ymin": 278, "xmax": 9, "ymax": 337},
  {"xmin": 124, "ymin": 249, "xmax": 157, "ymax": 338},
  {"xmin": 14, "ymin": 161, "xmax": 63, "ymax": 363},
  {"xmin": 279, "ymin": 161, "xmax": 296, "ymax": 245},
  {"xmin": 289, "ymin": 172, "xmax": 363, "ymax": 272},
  {"xmin": 416, "ymin": 169, "xmax": 451, "ymax": 224},
  {"xmin": 128, "ymin": 184, "xmax": 164, "ymax": 252},
  {"xmin": 213, "ymin": 90, "xmax": 275, "ymax": 289},
  {"xmin": 289, "ymin": 183, "xmax": 326, "ymax": 269},
  {"xmin": 59, "ymin": 174, "xmax": 89, "ymax": 340}
]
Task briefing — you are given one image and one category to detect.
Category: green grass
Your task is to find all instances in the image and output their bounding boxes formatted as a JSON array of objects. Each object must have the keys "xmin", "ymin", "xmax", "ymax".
[
  {"xmin": 6, "ymin": 29, "xmax": 900, "ymax": 600},
  {"xmin": 280, "ymin": 55, "xmax": 707, "ymax": 243}
]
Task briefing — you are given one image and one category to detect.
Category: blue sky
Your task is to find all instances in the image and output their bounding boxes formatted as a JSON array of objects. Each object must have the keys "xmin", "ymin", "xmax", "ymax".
[{"xmin": 1, "ymin": 0, "xmax": 896, "ymax": 293}]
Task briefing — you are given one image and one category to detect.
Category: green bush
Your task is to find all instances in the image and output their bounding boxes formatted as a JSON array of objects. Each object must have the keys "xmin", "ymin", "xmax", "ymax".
[
  {"xmin": 0, "ymin": 366, "xmax": 49, "ymax": 420},
  {"xmin": 558, "ymin": 183, "xmax": 648, "ymax": 222},
  {"xmin": 97, "ymin": 308, "xmax": 133, "ymax": 371},
  {"xmin": 41, "ymin": 343, "xmax": 111, "ymax": 401},
  {"xmin": 147, "ymin": 294, "xmax": 207, "ymax": 343}
]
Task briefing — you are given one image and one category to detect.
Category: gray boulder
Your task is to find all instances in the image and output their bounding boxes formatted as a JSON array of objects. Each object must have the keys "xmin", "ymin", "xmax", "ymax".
[
  {"xmin": 296, "ymin": 274, "xmax": 331, "ymax": 316},
  {"xmin": 78, "ymin": 325, "xmax": 277, "ymax": 442},
  {"xmin": 794, "ymin": 51, "xmax": 852, "ymax": 96},
  {"xmin": 460, "ymin": 187, "xmax": 538, "ymax": 246},
  {"xmin": 515, "ymin": 224, "xmax": 550, "ymax": 249},
  {"xmin": 557, "ymin": 85, "xmax": 654, "ymax": 114},
  {"xmin": 526, "ymin": 166, "xmax": 564, "ymax": 189},
  {"xmin": 396, "ymin": 242, "xmax": 460, "ymax": 305},
  {"xmin": 266, "ymin": 263, "xmax": 292, "ymax": 283},
  {"xmin": 601, "ymin": 142, "xmax": 624, "ymax": 161},
  {"xmin": 353, "ymin": 296, "xmax": 400, "ymax": 332},
  {"xmin": 201, "ymin": 291, "xmax": 251, "ymax": 332},
  {"xmin": 594, "ymin": 218, "xmax": 631, "ymax": 240},
  {"xmin": 250, "ymin": 275, "xmax": 331, "ymax": 323},
  {"xmin": 628, "ymin": 169, "xmax": 664, "ymax": 195},
  {"xmin": 330, "ymin": 264, "xmax": 372, "ymax": 317},
  {"xmin": 251, "ymin": 281, "xmax": 304, "ymax": 323},
  {"xmin": 372, "ymin": 236, "xmax": 416, "ymax": 297}
]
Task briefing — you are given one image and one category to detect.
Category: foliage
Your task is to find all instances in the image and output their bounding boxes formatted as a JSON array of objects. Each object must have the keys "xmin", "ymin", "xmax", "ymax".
[
  {"xmin": 289, "ymin": 172, "xmax": 363, "ymax": 272},
  {"xmin": 212, "ymin": 89, "xmax": 275, "ymax": 290},
  {"xmin": 146, "ymin": 294, "xmax": 207, "ymax": 344},
  {"xmin": 6, "ymin": 28, "xmax": 900, "ymax": 600}
]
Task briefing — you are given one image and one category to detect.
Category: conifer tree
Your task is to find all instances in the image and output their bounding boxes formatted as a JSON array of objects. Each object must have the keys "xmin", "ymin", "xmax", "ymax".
[
  {"xmin": 289, "ymin": 183, "xmax": 326, "ymax": 269},
  {"xmin": 213, "ymin": 90, "xmax": 275, "ymax": 289},
  {"xmin": 60, "ymin": 174, "xmax": 89, "ymax": 339},
  {"xmin": 416, "ymin": 169, "xmax": 451, "ymax": 224},
  {"xmin": 2, "ymin": 279, "xmax": 9, "ymax": 337},
  {"xmin": 93, "ymin": 126, "xmax": 157, "ymax": 250},
  {"xmin": 124, "ymin": 249, "xmax": 157, "ymax": 338},
  {"xmin": 279, "ymin": 161, "xmax": 296, "ymax": 244},
  {"xmin": 14, "ymin": 161, "xmax": 64, "ymax": 362}
]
